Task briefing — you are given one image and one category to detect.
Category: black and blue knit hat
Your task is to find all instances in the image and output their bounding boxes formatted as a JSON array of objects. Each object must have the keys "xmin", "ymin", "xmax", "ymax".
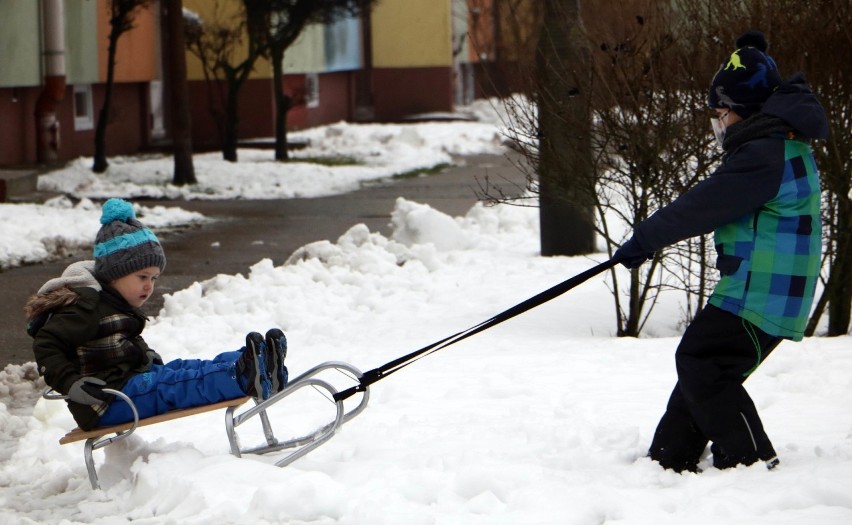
[
  {"xmin": 707, "ymin": 31, "xmax": 782, "ymax": 118},
  {"xmin": 93, "ymin": 199, "xmax": 166, "ymax": 282}
]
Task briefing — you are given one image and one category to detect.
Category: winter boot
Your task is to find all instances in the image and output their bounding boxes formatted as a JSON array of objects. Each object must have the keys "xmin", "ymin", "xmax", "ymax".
[
  {"xmin": 265, "ymin": 328, "xmax": 289, "ymax": 393},
  {"xmin": 710, "ymin": 442, "xmax": 780, "ymax": 470},
  {"xmin": 236, "ymin": 332, "xmax": 273, "ymax": 400}
]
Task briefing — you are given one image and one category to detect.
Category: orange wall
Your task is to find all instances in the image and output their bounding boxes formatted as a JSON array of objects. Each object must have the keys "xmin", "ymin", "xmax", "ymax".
[{"xmin": 97, "ymin": 0, "xmax": 158, "ymax": 83}]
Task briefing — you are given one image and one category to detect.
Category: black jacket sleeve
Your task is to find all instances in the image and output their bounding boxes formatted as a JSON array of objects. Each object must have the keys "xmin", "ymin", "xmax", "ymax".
[
  {"xmin": 32, "ymin": 293, "xmax": 100, "ymax": 394},
  {"xmin": 633, "ymin": 138, "xmax": 785, "ymax": 252}
]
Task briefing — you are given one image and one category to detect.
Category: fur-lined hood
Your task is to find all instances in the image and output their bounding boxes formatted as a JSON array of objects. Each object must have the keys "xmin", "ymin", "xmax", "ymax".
[
  {"xmin": 25, "ymin": 287, "xmax": 81, "ymax": 321},
  {"xmin": 25, "ymin": 260, "xmax": 101, "ymax": 321}
]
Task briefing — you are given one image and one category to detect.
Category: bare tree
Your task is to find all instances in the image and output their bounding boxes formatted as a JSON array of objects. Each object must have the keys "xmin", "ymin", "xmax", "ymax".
[
  {"xmin": 164, "ymin": 0, "xmax": 196, "ymax": 185},
  {"xmin": 587, "ymin": 2, "xmax": 723, "ymax": 336},
  {"xmin": 257, "ymin": 0, "xmax": 378, "ymax": 161},
  {"xmin": 793, "ymin": 1, "xmax": 852, "ymax": 336},
  {"xmin": 184, "ymin": 1, "xmax": 377, "ymax": 163},
  {"xmin": 92, "ymin": 0, "xmax": 154, "ymax": 173},
  {"xmin": 184, "ymin": 1, "xmax": 267, "ymax": 162},
  {"xmin": 485, "ymin": 1, "xmax": 720, "ymax": 336},
  {"xmin": 485, "ymin": 0, "xmax": 849, "ymax": 337}
]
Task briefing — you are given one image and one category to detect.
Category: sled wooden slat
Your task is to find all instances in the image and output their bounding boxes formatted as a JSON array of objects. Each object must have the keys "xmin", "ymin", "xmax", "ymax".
[{"xmin": 59, "ymin": 397, "xmax": 250, "ymax": 444}]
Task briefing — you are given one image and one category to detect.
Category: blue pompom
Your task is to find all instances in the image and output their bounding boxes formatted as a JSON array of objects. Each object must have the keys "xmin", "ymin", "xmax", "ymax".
[{"xmin": 100, "ymin": 198, "xmax": 136, "ymax": 224}]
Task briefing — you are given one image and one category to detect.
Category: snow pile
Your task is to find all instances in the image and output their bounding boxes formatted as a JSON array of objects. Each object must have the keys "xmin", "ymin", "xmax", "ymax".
[
  {"xmin": 1, "ymin": 198, "xmax": 850, "ymax": 524},
  {"xmin": 0, "ymin": 197, "xmax": 204, "ymax": 270},
  {"xmin": 37, "ymin": 120, "xmax": 506, "ymax": 201}
]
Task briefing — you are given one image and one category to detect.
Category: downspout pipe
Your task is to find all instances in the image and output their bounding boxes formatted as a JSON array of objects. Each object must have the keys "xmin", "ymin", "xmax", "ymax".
[{"xmin": 35, "ymin": 0, "xmax": 66, "ymax": 163}]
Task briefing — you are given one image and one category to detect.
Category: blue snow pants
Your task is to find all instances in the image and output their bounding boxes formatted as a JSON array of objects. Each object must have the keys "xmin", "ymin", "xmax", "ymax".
[{"xmin": 98, "ymin": 350, "xmax": 247, "ymax": 426}]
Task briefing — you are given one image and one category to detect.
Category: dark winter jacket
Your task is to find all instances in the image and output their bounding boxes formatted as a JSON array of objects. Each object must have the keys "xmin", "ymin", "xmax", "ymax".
[
  {"xmin": 632, "ymin": 74, "xmax": 829, "ymax": 340},
  {"xmin": 29, "ymin": 262, "xmax": 154, "ymax": 430}
]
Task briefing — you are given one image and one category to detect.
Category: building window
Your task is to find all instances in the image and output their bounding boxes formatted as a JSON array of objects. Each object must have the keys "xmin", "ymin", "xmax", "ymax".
[
  {"xmin": 148, "ymin": 80, "xmax": 166, "ymax": 139},
  {"xmin": 305, "ymin": 73, "xmax": 320, "ymax": 109},
  {"xmin": 73, "ymin": 85, "xmax": 94, "ymax": 131}
]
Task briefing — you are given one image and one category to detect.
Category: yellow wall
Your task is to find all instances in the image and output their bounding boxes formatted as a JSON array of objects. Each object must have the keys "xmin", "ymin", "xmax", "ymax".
[
  {"xmin": 97, "ymin": 0, "xmax": 158, "ymax": 82},
  {"xmin": 371, "ymin": 0, "xmax": 453, "ymax": 68},
  {"xmin": 183, "ymin": 0, "xmax": 272, "ymax": 81}
]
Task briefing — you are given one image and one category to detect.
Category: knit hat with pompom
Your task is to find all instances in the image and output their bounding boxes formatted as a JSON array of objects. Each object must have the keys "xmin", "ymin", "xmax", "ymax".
[
  {"xmin": 93, "ymin": 199, "xmax": 166, "ymax": 282},
  {"xmin": 708, "ymin": 31, "xmax": 782, "ymax": 118}
]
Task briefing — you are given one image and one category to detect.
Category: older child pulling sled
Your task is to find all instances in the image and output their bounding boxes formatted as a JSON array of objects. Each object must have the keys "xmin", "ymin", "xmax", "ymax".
[{"xmin": 615, "ymin": 32, "xmax": 828, "ymax": 472}]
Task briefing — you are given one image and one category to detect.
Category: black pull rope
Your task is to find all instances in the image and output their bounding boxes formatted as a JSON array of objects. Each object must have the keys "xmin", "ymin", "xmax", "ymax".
[{"xmin": 334, "ymin": 258, "xmax": 618, "ymax": 401}]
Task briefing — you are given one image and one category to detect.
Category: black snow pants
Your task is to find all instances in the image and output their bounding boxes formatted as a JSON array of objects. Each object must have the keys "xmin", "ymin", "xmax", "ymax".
[{"xmin": 648, "ymin": 304, "xmax": 782, "ymax": 472}]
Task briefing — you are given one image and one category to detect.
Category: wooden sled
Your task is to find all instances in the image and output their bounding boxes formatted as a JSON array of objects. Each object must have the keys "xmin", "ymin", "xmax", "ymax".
[{"xmin": 47, "ymin": 361, "xmax": 369, "ymax": 489}]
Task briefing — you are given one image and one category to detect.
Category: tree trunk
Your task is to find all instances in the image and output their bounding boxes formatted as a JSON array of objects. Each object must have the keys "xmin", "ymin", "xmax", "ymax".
[
  {"xmin": 535, "ymin": 0, "xmax": 596, "ymax": 256},
  {"xmin": 805, "ymin": 281, "xmax": 829, "ymax": 337},
  {"xmin": 806, "ymin": 169, "xmax": 852, "ymax": 337},
  {"xmin": 271, "ymin": 46, "xmax": 291, "ymax": 161},
  {"xmin": 827, "ymin": 206, "xmax": 852, "ymax": 335},
  {"xmin": 827, "ymin": 265, "xmax": 852, "ymax": 336},
  {"xmin": 222, "ymin": 79, "xmax": 240, "ymax": 162},
  {"xmin": 165, "ymin": 0, "xmax": 196, "ymax": 185},
  {"xmin": 619, "ymin": 270, "xmax": 642, "ymax": 337},
  {"xmin": 93, "ymin": 28, "xmax": 121, "ymax": 173}
]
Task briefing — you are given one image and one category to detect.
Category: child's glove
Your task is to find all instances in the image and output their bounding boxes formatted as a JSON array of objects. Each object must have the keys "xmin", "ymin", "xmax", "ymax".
[
  {"xmin": 67, "ymin": 377, "xmax": 108, "ymax": 405},
  {"xmin": 614, "ymin": 238, "xmax": 654, "ymax": 269},
  {"xmin": 146, "ymin": 350, "xmax": 164, "ymax": 367}
]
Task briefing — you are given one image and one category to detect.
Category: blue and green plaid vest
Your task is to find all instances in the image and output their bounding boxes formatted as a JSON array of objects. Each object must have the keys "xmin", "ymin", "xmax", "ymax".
[{"xmin": 709, "ymin": 139, "xmax": 822, "ymax": 341}]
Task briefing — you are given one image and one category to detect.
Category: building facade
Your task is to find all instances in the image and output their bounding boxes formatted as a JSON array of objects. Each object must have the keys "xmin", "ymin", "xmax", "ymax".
[
  {"xmin": 0, "ymin": 0, "xmax": 159, "ymax": 166},
  {"xmin": 0, "ymin": 0, "xmax": 497, "ymax": 167}
]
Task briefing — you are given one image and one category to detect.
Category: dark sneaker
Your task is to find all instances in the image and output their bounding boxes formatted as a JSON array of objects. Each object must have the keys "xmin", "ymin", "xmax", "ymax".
[
  {"xmin": 236, "ymin": 332, "xmax": 272, "ymax": 400},
  {"xmin": 265, "ymin": 328, "xmax": 289, "ymax": 393},
  {"xmin": 235, "ymin": 336, "xmax": 258, "ymax": 397}
]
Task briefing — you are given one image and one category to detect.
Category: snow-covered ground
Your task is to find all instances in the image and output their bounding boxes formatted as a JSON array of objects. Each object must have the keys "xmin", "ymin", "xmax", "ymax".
[
  {"xmin": 1, "ymin": 101, "xmax": 850, "ymax": 524},
  {"xmin": 1, "ymin": 99, "xmax": 509, "ymax": 271},
  {"xmin": 37, "ymin": 117, "xmax": 507, "ymax": 202}
]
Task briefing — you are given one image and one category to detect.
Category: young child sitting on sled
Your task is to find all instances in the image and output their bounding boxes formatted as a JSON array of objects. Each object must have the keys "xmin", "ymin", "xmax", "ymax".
[{"xmin": 27, "ymin": 198, "xmax": 289, "ymax": 430}]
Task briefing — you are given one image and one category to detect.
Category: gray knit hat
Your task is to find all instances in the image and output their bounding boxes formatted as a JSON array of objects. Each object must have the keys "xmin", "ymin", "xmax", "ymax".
[{"xmin": 93, "ymin": 198, "xmax": 166, "ymax": 282}]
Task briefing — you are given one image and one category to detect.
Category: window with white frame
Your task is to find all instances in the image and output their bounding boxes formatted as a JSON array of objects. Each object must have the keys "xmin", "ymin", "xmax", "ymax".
[
  {"xmin": 73, "ymin": 85, "xmax": 94, "ymax": 131},
  {"xmin": 305, "ymin": 73, "xmax": 320, "ymax": 109}
]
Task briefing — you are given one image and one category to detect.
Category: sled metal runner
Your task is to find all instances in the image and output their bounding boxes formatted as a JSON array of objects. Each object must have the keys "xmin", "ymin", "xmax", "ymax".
[
  {"xmin": 48, "ymin": 361, "xmax": 369, "ymax": 489},
  {"xmin": 226, "ymin": 361, "xmax": 369, "ymax": 467}
]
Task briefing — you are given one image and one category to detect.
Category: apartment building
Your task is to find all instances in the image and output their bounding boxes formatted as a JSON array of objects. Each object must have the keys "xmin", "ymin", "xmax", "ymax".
[{"xmin": 0, "ymin": 0, "xmax": 497, "ymax": 166}]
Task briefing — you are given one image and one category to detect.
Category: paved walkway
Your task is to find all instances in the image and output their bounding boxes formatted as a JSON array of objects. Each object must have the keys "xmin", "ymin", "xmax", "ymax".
[{"xmin": 0, "ymin": 153, "xmax": 527, "ymax": 366}]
